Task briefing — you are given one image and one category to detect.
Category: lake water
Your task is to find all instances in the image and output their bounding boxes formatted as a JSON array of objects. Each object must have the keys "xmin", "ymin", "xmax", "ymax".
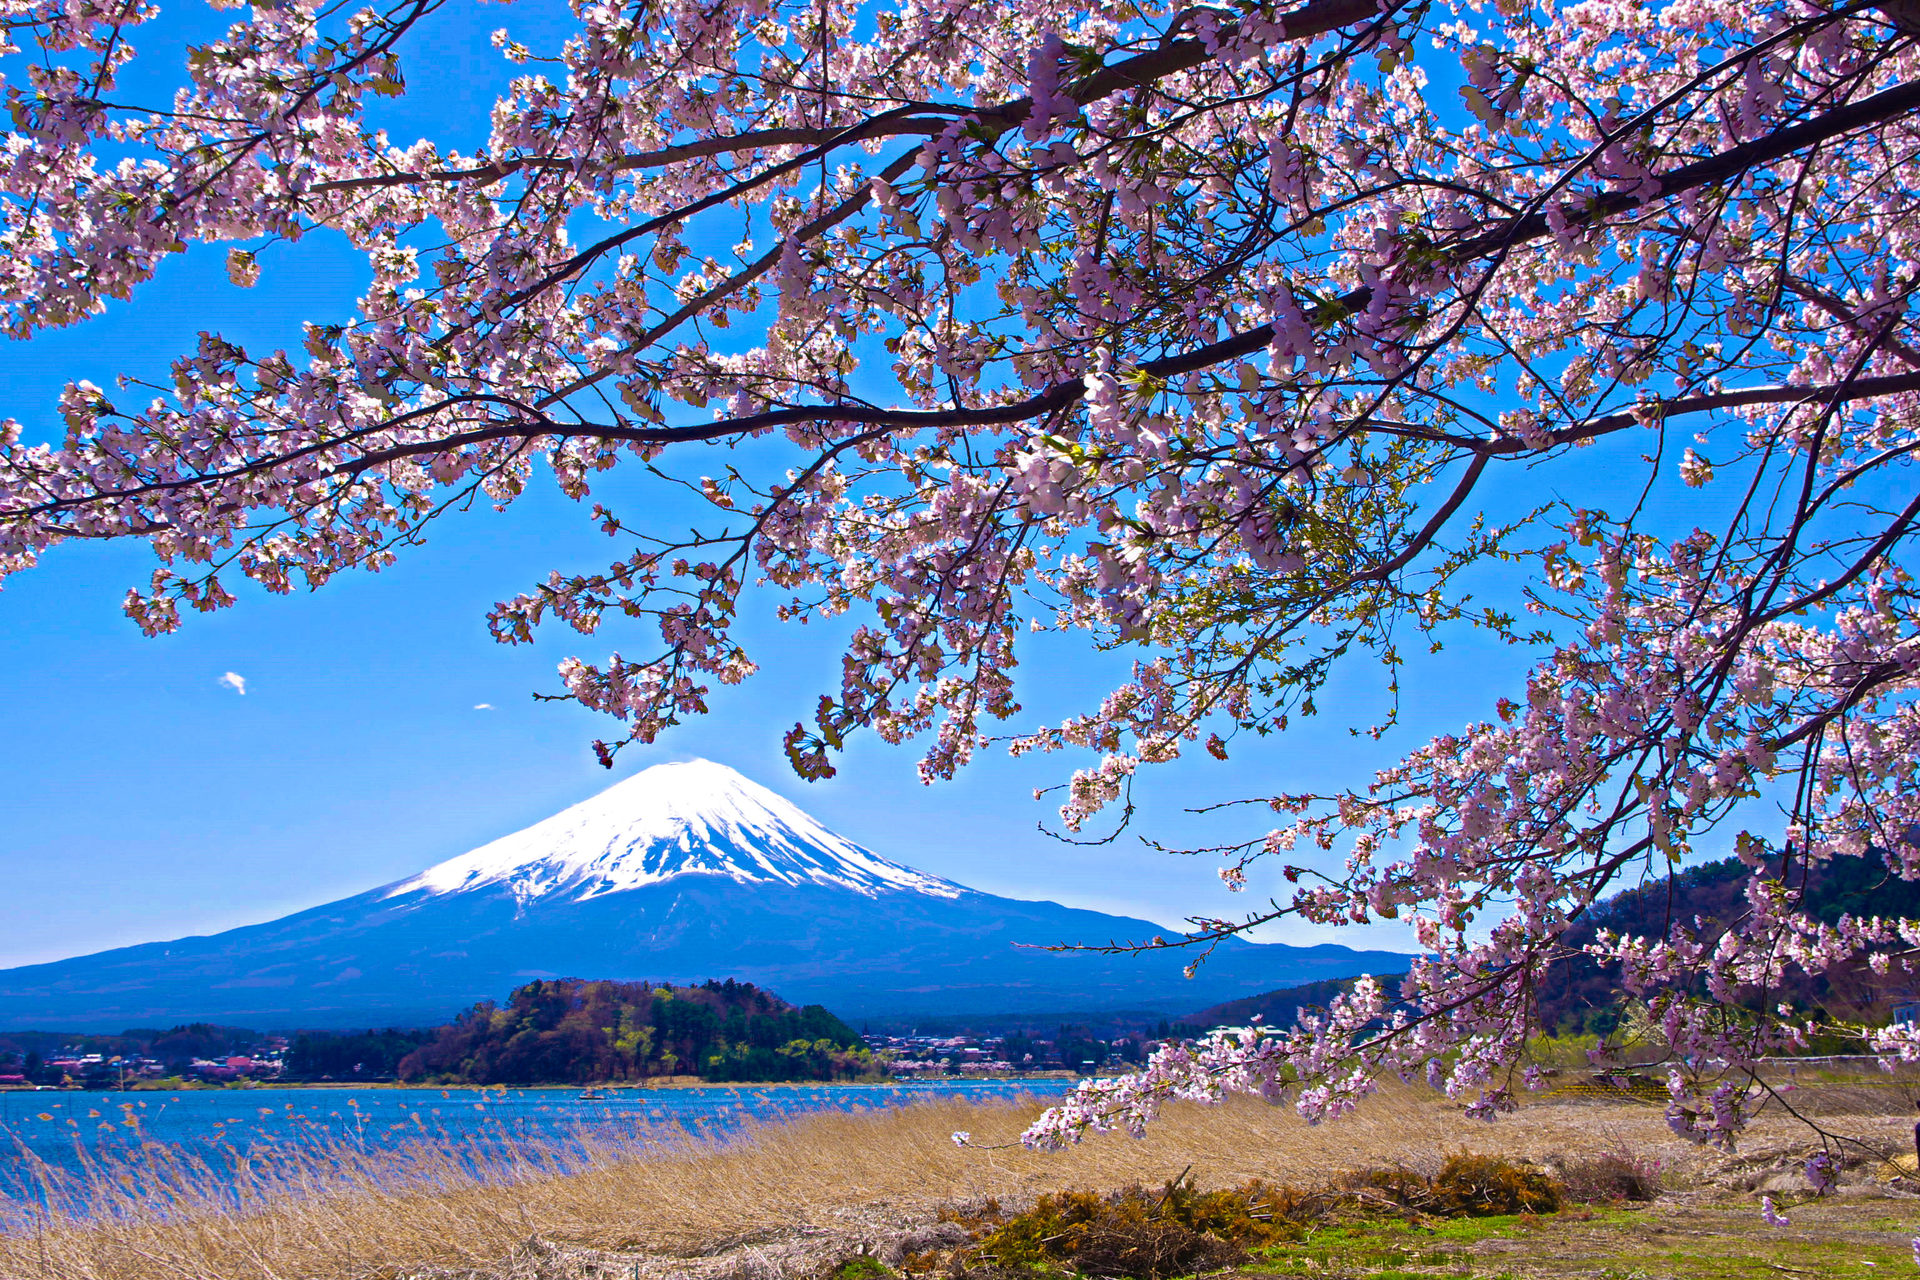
[{"xmin": 0, "ymin": 1078, "xmax": 1065, "ymax": 1220}]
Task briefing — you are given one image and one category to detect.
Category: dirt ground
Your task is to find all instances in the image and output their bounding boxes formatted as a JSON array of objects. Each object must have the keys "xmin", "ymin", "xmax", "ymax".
[{"xmin": 407, "ymin": 1192, "xmax": 1920, "ymax": 1280}]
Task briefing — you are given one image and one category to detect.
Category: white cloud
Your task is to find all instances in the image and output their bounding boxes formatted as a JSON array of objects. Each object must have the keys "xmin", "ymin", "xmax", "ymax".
[
  {"xmin": 473, "ymin": 703, "xmax": 495, "ymax": 711},
  {"xmin": 218, "ymin": 671, "xmax": 248, "ymax": 696}
]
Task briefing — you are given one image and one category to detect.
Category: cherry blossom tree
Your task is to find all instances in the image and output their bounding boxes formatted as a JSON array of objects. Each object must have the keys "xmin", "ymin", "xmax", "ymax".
[{"xmin": 3, "ymin": 0, "xmax": 1920, "ymax": 1149}]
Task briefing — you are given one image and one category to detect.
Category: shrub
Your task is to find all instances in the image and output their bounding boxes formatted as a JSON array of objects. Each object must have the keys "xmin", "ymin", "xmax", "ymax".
[
  {"xmin": 1559, "ymin": 1153, "xmax": 1662, "ymax": 1204},
  {"xmin": 964, "ymin": 1175, "xmax": 1290, "ymax": 1279},
  {"xmin": 1333, "ymin": 1154, "xmax": 1562, "ymax": 1219},
  {"xmin": 1429, "ymin": 1153, "xmax": 1562, "ymax": 1216},
  {"xmin": 1338, "ymin": 1164, "xmax": 1437, "ymax": 1217},
  {"xmin": 949, "ymin": 1156, "xmax": 1563, "ymax": 1277},
  {"xmin": 1158, "ymin": 1176, "xmax": 1300, "ymax": 1245}
]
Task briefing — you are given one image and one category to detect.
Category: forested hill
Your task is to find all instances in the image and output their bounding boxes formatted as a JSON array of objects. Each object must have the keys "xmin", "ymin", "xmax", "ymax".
[
  {"xmin": 1185, "ymin": 974, "xmax": 1407, "ymax": 1032},
  {"xmin": 1182, "ymin": 852, "xmax": 1920, "ymax": 1043},
  {"xmin": 1536, "ymin": 849, "xmax": 1920, "ymax": 1034},
  {"xmin": 395, "ymin": 978, "xmax": 873, "ymax": 1085}
]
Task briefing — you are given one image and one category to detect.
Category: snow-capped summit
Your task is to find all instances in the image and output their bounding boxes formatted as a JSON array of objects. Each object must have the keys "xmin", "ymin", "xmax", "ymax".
[{"xmin": 387, "ymin": 758, "xmax": 963, "ymax": 905}]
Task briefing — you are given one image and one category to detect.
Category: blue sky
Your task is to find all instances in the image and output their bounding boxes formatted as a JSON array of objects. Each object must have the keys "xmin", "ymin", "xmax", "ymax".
[{"xmin": 0, "ymin": 3, "xmax": 1554, "ymax": 974}]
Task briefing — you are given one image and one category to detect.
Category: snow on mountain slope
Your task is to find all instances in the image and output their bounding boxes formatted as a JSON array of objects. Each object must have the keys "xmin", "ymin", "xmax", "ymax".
[{"xmin": 385, "ymin": 759, "xmax": 963, "ymax": 904}]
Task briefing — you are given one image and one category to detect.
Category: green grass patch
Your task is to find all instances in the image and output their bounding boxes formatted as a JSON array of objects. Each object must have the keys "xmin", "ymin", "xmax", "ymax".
[{"xmin": 1241, "ymin": 1202, "xmax": 1914, "ymax": 1279}]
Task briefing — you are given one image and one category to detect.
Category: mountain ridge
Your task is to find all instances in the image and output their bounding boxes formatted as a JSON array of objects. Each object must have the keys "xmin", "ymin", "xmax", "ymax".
[{"xmin": 0, "ymin": 760, "xmax": 1411, "ymax": 1030}]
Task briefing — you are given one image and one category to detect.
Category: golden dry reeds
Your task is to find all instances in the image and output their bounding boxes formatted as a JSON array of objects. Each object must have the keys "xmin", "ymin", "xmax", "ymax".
[{"xmin": 0, "ymin": 1084, "xmax": 1908, "ymax": 1280}]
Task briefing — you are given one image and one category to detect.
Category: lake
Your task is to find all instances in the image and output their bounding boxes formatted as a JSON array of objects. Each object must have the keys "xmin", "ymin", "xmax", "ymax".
[{"xmin": 0, "ymin": 1078, "xmax": 1065, "ymax": 1219}]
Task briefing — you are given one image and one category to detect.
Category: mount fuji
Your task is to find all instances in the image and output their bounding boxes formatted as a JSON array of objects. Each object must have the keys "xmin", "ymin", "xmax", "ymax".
[{"xmin": 0, "ymin": 760, "xmax": 1409, "ymax": 1030}]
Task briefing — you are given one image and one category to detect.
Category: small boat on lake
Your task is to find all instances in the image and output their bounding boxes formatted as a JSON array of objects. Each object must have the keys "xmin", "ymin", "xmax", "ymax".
[{"xmin": 576, "ymin": 1088, "xmax": 609, "ymax": 1101}]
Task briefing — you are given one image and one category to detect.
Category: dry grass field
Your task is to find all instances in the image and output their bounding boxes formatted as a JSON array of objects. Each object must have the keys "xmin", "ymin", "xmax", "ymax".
[{"xmin": 2, "ymin": 1082, "xmax": 1917, "ymax": 1280}]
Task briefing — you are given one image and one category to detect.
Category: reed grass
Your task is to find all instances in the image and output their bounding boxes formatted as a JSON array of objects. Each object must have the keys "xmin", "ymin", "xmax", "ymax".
[{"xmin": 0, "ymin": 1084, "xmax": 1907, "ymax": 1280}]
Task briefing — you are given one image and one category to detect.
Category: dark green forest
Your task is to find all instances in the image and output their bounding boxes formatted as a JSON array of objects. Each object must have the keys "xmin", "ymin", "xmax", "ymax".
[
  {"xmin": 1534, "ymin": 848, "xmax": 1920, "ymax": 1036},
  {"xmin": 285, "ymin": 1028, "xmax": 431, "ymax": 1080},
  {"xmin": 394, "ymin": 978, "xmax": 875, "ymax": 1085}
]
